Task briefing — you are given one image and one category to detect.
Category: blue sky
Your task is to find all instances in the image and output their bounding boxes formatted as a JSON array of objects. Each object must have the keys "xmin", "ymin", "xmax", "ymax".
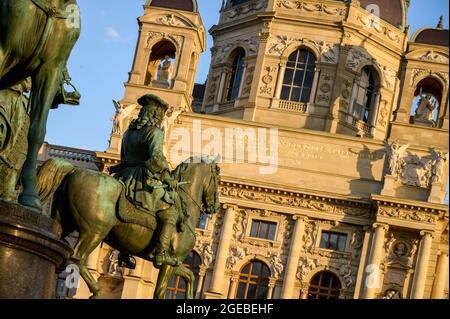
[{"xmin": 45, "ymin": 0, "xmax": 449, "ymax": 151}]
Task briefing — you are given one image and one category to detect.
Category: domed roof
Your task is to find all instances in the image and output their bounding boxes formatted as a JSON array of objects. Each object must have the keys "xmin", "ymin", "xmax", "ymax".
[
  {"xmin": 145, "ymin": 0, "xmax": 197, "ymax": 12},
  {"xmin": 411, "ymin": 18, "xmax": 449, "ymax": 47},
  {"xmin": 358, "ymin": 0, "xmax": 406, "ymax": 29}
]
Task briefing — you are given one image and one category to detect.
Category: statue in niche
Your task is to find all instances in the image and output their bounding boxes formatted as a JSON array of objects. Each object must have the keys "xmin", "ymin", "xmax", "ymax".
[
  {"xmin": 414, "ymin": 93, "xmax": 437, "ymax": 126},
  {"xmin": 107, "ymin": 249, "xmax": 123, "ymax": 278},
  {"xmin": 393, "ymin": 242, "xmax": 407, "ymax": 257},
  {"xmin": 382, "ymin": 289, "xmax": 401, "ymax": 299},
  {"xmin": 156, "ymin": 56, "xmax": 173, "ymax": 84}
]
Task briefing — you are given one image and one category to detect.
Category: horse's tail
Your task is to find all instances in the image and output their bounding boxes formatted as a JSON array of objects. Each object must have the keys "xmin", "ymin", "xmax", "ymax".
[{"xmin": 37, "ymin": 158, "xmax": 76, "ymax": 203}]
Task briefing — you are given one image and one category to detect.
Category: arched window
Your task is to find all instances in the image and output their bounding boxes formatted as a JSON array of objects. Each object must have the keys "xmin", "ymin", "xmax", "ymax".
[
  {"xmin": 225, "ymin": 49, "xmax": 246, "ymax": 102},
  {"xmin": 351, "ymin": 66, "xmax": 380, "ymax": 123},
  {"xmin": 280, "ymin": 49, "xmax": 317, "ymax": 103},
  {"xmin": 236, "ymin": 260, "xmax": 270, "ymax": 299},
  {"xmin": 165, "ymin": 251, "xmax": 201, "ymax": 299},
  {"xmin": 410, "ymin": 77, "xmax": 443, "ymax": 127},
  {"xmin": 307, "ymin": 271, "xmax": 341, "ymax": 299},
  {"xmin": 145, "ymin": 40, "xmax": 176, "ymax": 86}
]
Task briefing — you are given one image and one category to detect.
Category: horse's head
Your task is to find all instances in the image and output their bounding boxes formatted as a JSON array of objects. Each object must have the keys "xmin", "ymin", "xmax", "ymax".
[{"xmin": 202, "ymin": 158, "xmax": 221, "ymax": 216}]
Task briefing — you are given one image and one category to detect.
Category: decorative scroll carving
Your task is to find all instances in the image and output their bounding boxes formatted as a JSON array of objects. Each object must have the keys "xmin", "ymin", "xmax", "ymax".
[
  {"xmin": 346, "ymin": 48, "xmax": 371, "ymax": 72},
  {"xmin": 276, "ymin": 0, "xmax": 347, "ymax": 16},
  {"xmin": 224, "ymin": 0, "xmax": 267, "ymax": 22},
  {"xmin": 145, "ymin": 31, "xmax": 183, "ymax": 50},
  {"xmin": 356, "ymin": 15, "xmax": 402, "ymax": 44},
  {"xmin": 411, "ymin": 69, "xmax": 449, "ymax": 86},
  {"xmin": 152, "ymin": 14, "xmax": 186, "ymax": 27},
  {"xmin": 303, "ymin": 221, "xmax": 318, "ymax": 252},
  {"xmin": 220, "ymin": 184, "xmax": 372, "ymax": 218},
  {"xmin": 213, "ymin": 37, "xmax": 260, "ymax": 63},
  {"xmin": 377, "ymin": 207, "xmax": 437, "ymax": 225},
  {"xmin": 418, "ymin": 51, "xmax": 449, "ymax": 64},
  {"xmin": 259, "ymin": 66, "xmax": 277, "ymax": 96}
]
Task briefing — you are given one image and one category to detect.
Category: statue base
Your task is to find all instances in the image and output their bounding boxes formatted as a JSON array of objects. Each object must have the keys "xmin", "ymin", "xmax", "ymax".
[
  {"xmin": 381, "ymin": 175, "xmax": 396, "ymax": 197},
  {"xmin": 428, "ymin": 182, "xmax": 443, "ymax": 204},
  {"xmin": 0, "ymin": 200, "xmax": 72, "ymax": 299}
]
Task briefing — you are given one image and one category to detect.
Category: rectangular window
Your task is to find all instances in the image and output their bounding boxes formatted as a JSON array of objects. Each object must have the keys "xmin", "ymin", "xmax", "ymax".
[
  {"xmin": 249, "ymin": 220, "xmax": 277, "ymax": 240},
  {"xmin": 319, "ymin": 231, "xmax": 347, "ymax": 252}
]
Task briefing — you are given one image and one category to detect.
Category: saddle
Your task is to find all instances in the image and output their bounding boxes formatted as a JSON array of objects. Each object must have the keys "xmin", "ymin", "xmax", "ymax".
[{"xmin": 117, "ymin": 191, "xmax": 157, "ymax": 231}]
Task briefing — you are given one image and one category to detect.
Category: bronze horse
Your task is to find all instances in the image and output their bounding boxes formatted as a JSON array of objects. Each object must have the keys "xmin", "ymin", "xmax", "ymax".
[
  {"xmin": 37, "ymin": 157, "xmax": 221, "ymax": 298},
  {"xmin": 0, "ymin": 0, "xmax": 80, "ymax": 210}
]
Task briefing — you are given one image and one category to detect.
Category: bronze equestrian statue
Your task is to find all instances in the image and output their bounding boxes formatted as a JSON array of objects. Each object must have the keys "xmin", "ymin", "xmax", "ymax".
[
  {"xmin": 109, "ymin": 94, "xmax": 187, "ymax": 267},
  {"xmin": 0, "ymin": 0, "xmax": 80, "ymax": 210},
  {"xmin": 36, "ymin": 95, "xmax": 221, "ymax": 298}
]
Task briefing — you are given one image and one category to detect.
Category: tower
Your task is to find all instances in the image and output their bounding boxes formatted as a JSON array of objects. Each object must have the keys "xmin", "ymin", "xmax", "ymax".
[{"xmin": 107, "ymin": 0, "xmax": 206, "ymax": 154}]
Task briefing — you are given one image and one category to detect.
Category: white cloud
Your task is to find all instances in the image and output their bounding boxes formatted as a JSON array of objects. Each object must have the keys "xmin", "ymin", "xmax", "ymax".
[{"xmin": 105, "ymin": 27, "xmax": 121, "ymax": 40}]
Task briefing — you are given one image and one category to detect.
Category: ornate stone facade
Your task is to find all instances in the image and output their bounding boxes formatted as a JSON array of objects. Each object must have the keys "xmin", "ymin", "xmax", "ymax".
[{"xmin": 50, "ymin": 0, "xmax": 448, "ymax": 300}]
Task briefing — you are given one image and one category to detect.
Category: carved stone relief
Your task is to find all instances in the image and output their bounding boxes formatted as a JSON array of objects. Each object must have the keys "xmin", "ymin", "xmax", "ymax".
[
  {"xmin": 259, "ymin": 66, "xmax": 277, "ymax": 96},
  {"xmin": 223, "ymin": 0, "xmax": 267, "ymax": 22},
  {"xmin": 276, "ymin": 0, "xmax": 347, "ymax": 17},
  {"xmin": 418, "ymin": 51, "xmax": 449, "ymax": 64},
  {"xmin": 213, "ymin": 37, "xmax": 260, "ymax": 64},
  {"xmin": 378, "ymin": 207, "xmax": 437, "ymax": 225},
  {"xmin": 316, "ymin": 73, "xmax": 334, "ymax": 106}
]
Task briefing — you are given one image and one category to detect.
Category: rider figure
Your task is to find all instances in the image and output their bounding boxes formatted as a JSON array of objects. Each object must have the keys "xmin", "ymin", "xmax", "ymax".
[{"xmin": 110, "ymin": 94, "xmax": 184, "ymax": 267}]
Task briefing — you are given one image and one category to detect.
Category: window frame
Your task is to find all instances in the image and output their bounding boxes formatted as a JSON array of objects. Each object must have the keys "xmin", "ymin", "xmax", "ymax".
[
  {"xmin": 319, "ymin": 231, "xmax": 348, "ymax": 252},
  {"xmin": 314, "ymin": 224, "xmax": 352, "ymax": 254},
  {"xmin": 280, "ymin": 48, "xmax": 317, "ymax": 103},
  {"xmin": 307, "ymin": 271, "xmax": 342, "ymax": 299},
  {"xmin": 225, "ymin": 50, "xmax": 246, "ymax": 102},
  {"xmin": 235, "ymin": 260, "xmax": 271, "ymax": 299},
  {"xmin": 249, "ymin": 219, "xmax": 277, "ymax": 241}
]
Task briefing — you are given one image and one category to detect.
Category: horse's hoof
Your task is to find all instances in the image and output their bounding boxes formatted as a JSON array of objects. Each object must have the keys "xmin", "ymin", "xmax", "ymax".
[
  {"xmin": 89, "ymin": 294, "xmax": 102, "ymax": 300},
  {"xmin": 18, "ymin": 194, "xmax": 42, "ymax": 212}
]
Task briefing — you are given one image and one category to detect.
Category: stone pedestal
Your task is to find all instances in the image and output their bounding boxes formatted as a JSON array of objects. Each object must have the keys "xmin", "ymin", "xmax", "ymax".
[
  {"xmin": 381, "ymin": 175, "xmax": 396, "ymax": 197},
  {"xmin": 97, "ymin": 275, "xmax": 125, "ymax": 299},
  {"xmin": 0, "ymin": 201, "xmax": 72, "ymax": 299},
  {"xmin": 428, "ymin": 182, "xmax": 443, "ymax": 204}
]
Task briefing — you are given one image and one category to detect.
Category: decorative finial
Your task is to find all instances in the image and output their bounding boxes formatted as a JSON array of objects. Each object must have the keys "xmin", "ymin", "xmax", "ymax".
[{"xmin": 437, "ymin": 15, "xmax": 444, "ymax": 29}]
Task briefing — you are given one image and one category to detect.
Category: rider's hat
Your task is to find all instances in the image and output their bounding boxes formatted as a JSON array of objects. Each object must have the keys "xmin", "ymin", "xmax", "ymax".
[{"xmin": 137, "ymin": 94, "xmax": 169, "ymax": 112}]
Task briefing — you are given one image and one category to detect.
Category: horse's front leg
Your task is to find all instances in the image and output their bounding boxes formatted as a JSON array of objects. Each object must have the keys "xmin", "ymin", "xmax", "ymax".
[
  {"xmin": 154, "ymin": 264, "xmax": 174, "ymax": 299},
  {"xmin": 18, "ymin": 63, "xmax": 63, "ymax": 210},
  {"xmin": 174, "ymin": 265, "xmax": 195, "ymax": 299}
]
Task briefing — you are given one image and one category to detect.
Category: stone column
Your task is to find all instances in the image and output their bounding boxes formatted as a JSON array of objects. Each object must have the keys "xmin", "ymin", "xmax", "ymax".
[
  {"xmin": 411, "ymin": 231, "xmax": 434, "ymax": 299},
  {"xmin": 267, "ymin": 277, "xmax": 277, "ymax": 299},
  {"xmin": 213, "ymin": 71, "xmax": 227, "ymax": 112},
  {"xmin": 353, "ymin": 227, "xmax": 372, "ymax": 298},
  {"xmin": 348, "ymin": 80, "xmax": 359, "ymax": 119},
  {"xmin": 281, "ymin": 215, "xmax": 307, "ymax": 299},
  {"xmin": 309, "ymin": 68, "xmax": 321, "ymax": 104},
  {"xmin": 204, "ymin": 205, "xmax": 237, "ymax": 298},
  {"xmin": 274, "ymin": 62, "xmax": 286, "ymax": 99},
  {"xmin": 361, "ymin": 223, "xmax": 388, "ymax": 299},
  {"xmin": 238, "ymin": 63, "xmax": 248, "ymax": 98},
  {"xmin": 195, "ymin": 266, "xmax": 207, "ymax": 299},
  {"xmin": 432, "ymin": 251, "xmax": 449, "ymax": 299},
  {"xmin": 227, "ymin": 272, "xmax": 239, "ymax": 299}
]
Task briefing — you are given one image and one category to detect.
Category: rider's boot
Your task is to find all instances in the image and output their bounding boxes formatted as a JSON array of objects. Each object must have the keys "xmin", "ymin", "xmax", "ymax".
[{"xmin": 155, "ymin": 222, "xmax": 180, "ymax": 267}]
